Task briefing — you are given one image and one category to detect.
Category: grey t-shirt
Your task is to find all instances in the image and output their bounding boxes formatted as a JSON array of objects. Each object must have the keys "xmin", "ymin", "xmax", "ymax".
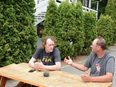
[
  {"xmin": 33, "ymin": 47, "xmax": 61, "ymax": 65},
  {"xmin": 84, "ymin": 50, "xmax": 115, "ymax": 77}
]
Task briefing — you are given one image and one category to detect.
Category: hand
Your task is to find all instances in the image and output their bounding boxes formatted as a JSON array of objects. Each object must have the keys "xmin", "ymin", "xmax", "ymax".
[
  {"xmin": 34, "ymin": 62, "xmax": 40, "ymax": 70},
  {"xmin": 34, "ymin": 60, "xmax": 44, "ymax": 71},
  {"xmin": 80, "ymin": 71, "xmax": 91, "ymax": 82},
  {"xmin": 38, "ymin": 60, "xmax": 44, "ymax": 70},
  {"xmin": 64, "ymin": 56, "xmax": 73, "ymax": 65}
]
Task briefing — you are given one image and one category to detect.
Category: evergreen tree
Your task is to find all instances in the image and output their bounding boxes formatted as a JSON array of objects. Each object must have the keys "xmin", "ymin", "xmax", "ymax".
[
  {"xmin": 83, "ymin": 11, "xmax": 97, "ymax": 55},
  {"xmin": 105, "ymin": 0, "xmax": 116, "ymax": 44},
  {"xmin": 55, "ymin": 1, "xmax": 84, "ymax": 58},
  {"xmin": 56, "ymin": 0, "xmax": 77, "ymax": 58},
  {"xmin": 74, "ymin": 1, "xmax": 84, "ymax": 55},
  {"xmin": 97, "ymin": 14, "xmax": 114, "ymax": 48},
  {"xmin": 43, "ymin": 0, "xmax": 58, "ymax": 39},
  {"xmin": 0, "ymin": 0, "xmax": 37, "ymax": 66}
]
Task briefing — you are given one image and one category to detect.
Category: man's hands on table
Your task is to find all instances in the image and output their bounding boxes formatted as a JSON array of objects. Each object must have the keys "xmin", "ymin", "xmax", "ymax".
[
  {"xmin": 29, "ymin": 57, "xmax": 61, "ymax": 71},
  {"xmin": 80, "ymin": 71, "xmax": 92, "ymax": 82},
  {"xmin": 34, "ymin": 60, "xmax": 44, "ymax": 71}
]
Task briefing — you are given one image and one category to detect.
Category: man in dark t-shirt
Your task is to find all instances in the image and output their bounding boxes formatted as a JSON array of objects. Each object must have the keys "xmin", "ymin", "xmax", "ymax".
[
  {"xmin": 17, "ymin": 36, "xmax": 61, "ymax": 87},
  {"xmin": 29, "ymin": 36, "xmax": 61, "ymax": 71}
]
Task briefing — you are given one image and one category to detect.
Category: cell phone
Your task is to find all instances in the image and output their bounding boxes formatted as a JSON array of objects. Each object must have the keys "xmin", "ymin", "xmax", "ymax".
[{"xmin": 28, "ymin": 69, "xmax": 36, "ymax": 73}]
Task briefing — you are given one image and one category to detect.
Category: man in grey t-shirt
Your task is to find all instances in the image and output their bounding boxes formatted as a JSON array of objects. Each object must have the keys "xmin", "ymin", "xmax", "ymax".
[
  {"xmin": 29, "ymin": 36, "xmax": 61, "ymax": 71},
  {"xmin": 64, "ymin": 37, "xmax": 115, "ymax": 82}
]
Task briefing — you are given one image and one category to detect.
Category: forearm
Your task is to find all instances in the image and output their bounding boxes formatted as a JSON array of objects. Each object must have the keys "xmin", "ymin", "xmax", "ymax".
[
  {"xmin": 90, "ymin": 73, "xmax": 113, "ymax": 82},
  {"xmin": 29, "ymin": 61, "xmax": 35, "ymax": 68},
  {"xmin": 44, "ymin": 65, "xmax": 61, "ymax": 70},
  {"xmin": 71, "ymin": 62, "xmax": 88, "ymax": 71},
  {"xmin": 28, "ymin": 57, "xmax": 36, "ymax": 69}
]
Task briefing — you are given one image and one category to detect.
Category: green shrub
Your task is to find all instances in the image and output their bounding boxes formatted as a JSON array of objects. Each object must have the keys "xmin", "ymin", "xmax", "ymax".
[
  {"xmin": 43, "ymin": 0, "xmax": 58, "ymax": 39},
  {"xmin": 0, "ymin": 0, "xmax": 37, "ymax": 66},
  {"xmin": 105, "ymin": 0, "xmax": 116, "ymax": 44},
  {"xmin": 55, "ymin": 1, "xmax": 84, "ymax": 58},
  {"xmin": 83, "ymin": 11, "xmax": 97, "ymax": 55},
  {"xmin": 97, "ymin": 14, "xmax": 114, "ymax": 48},
  {"xmin": 56, "ymin": 0, "xmax": 77, "ymax": 58}
]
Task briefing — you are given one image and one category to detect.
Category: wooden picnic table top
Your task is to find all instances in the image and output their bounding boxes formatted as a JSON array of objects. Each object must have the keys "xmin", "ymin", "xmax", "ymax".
[{"xmin": 0, "ymin": 63, "xmax": 113, "ymax": 87}]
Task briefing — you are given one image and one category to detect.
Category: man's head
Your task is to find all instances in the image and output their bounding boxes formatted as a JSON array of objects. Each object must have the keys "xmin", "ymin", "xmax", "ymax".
[
  {"xmin": 91, "ymin": 37, "xmax": 106, "ymax": 53},
  {"xmin": 42, "ymin": 36, "xmax": 56, "ymax": 53}
]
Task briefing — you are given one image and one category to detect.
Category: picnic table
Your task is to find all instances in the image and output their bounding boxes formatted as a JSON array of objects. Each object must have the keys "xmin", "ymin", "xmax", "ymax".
[{"xmin": 0, "ymin": 63, "xmax": 113, "ymax": 87}]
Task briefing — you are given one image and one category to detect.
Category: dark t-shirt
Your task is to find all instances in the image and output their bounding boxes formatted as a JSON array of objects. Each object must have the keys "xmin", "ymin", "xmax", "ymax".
[
  {"xmin": 84, "ymin": 51, "xmax": 115, "ymax": 77},
  {"xmin": 32, "ymin": 47, "xmax": 61, "ymax": 65}
]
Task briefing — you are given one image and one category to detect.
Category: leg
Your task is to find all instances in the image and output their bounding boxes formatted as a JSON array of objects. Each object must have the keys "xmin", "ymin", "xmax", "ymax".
[
  {"xmin": 16, "ymin": 82, "xmax": 31, "ymax": 87},
  {"xmin": 0, "ymin": 76, "xmax": 7, "ymax": 87},
  {"xmin": 15, "ymin": 81, "xmax": 24, "ymax": 87}
]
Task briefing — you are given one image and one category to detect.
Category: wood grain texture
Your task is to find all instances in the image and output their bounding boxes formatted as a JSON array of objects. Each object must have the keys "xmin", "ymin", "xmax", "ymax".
[{"xmin": 0, "ymin": 63, "xmax": 113, "ymax": 87}]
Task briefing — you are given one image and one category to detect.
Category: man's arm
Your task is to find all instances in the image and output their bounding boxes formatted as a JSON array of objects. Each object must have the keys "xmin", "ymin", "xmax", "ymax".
[
  {"xmin": 29, "ymin": 57, "xmax": 61, "ymax": 71},
  {"xmin": 80, "ymin": 71, "xmax": 113, "ymax": 82},
  {"xmin": 34, "ymin": 61, "xmax": 61, "ymax": 71},
  {"xmin": 43, "ymin": 62, "xmax": 61, "ymax": 70},
  {"xmin": 64, "ymin": 56, "xmax": 88, "ymax": 71},
  {"xmin": 29, "ymin": 57, "xmax": 36, "ymax": 68},
  {"xmin": 91, "ymin": 72, "xmax": 113, "ymax": 82},
  {"xmin": 71, "ymin": 62, "xmax": 88, "ymax": 71}
]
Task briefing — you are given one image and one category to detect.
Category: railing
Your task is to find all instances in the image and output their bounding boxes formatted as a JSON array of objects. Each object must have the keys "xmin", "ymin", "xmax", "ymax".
[{"xmin": 82, "ymin": 6, "xmax": 98, "ymax": 19}]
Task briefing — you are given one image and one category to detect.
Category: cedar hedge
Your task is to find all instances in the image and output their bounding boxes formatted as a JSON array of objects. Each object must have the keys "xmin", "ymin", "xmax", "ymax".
[
  {"xmin": 105, "ymin": 0, "xmax": 116, "ymax": 44},
  {"xmin": 0, "ymin": 0, "xmax": 37, "ymax": 66},
  {"xmin": 83, "ymin": 11, "xmax": 97, "ymax": 55},
  {"xmin": 43, "ymin": 0, "xmax": 114, "ymax": 59},
  {"xmin": 0, "ymin": 0, "xmax": 115, "ymax": 64},
  {"xmin": 97, "ymin": 14, "xmax": 114, "ymax": 48}
]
